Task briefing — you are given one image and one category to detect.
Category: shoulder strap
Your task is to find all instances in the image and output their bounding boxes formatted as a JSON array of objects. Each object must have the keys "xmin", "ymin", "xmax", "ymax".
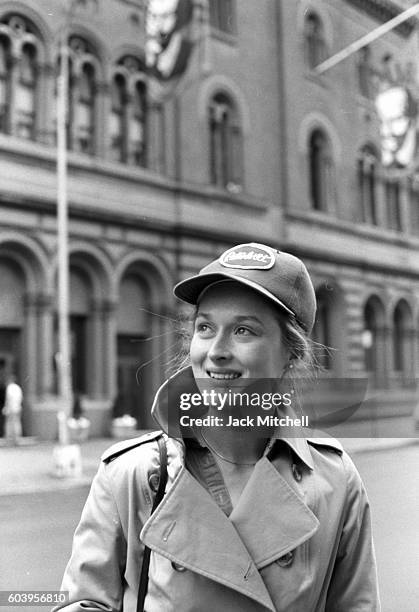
[{"xmin": 137, "ymin": 435, "xmax": 168, "ymax": 612}]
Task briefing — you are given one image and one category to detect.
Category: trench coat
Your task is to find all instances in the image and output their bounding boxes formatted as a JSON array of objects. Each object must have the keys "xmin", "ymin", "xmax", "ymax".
[{"xmin": 55, "ymin": 368, "xmax": 380, "ymax": 612}]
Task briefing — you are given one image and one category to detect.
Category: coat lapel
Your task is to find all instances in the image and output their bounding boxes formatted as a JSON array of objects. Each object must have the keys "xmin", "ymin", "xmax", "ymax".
[
  {"xmin": 141, "ymin": 466, "xmax": 276, "ymax": 612},
  {"xmin": 229, "ymin": 457, "xmax": 319, "ymax": 569}
]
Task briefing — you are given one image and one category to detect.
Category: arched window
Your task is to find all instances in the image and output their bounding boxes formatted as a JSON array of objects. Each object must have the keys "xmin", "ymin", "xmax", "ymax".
[
  {"xmin": 304, "ymin": 12, "xmax": 327, "ymax": 69},
  {"xmin": 110, "ymin": 74, "xmax": 127, "ymax": 162},
  {"xmin": 358, "ymin": 145, "xmax": 379, "ymax": 225},
  {"xmin": 110, "ymin": 56, "xmax": 148, "ymax": 167},
  {"xmin": 357, "ymin": 46, "xmax": 373, "ymax": 98},
  {"xmin": 408, "ymin": 177, "xmax": 419, "ymax": 235},
  {"xmin": 309, "ymin": 129, "xmax": 333, "ymax": 211},
  {"xmin": 0, "ymin": 35, "xmax": 10, "ymax": 133},
  {"xmin": 15, "ymin": 43, "xmax": 37, "ymax": 139},
  {"xmin": 0, "ymin": 14, "xmax": 43, "ymax": 139},
  {"xmin": 74, "ymin": 62, "xmax": 95, "ymax": 153},
  {"xmin": 392, "ymin": 300, "xmax": 412, "ymax": 378},
  {"xmin": 209, "ymin": 92, "xmax": 242, "ymax": 190},
  {"xmin": 130, "ymin": 80, "xmax": 146, "ymax": 166},
  {"xmin": 62, "ymin": 36, "xmax": 99, "ymax": 155},
  {"xmin": 385, "ymin": 178, "xmax": 402, "ymax": 231}
]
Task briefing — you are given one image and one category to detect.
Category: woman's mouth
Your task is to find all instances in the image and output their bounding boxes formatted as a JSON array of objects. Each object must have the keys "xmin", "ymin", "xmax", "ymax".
[{"xmin": 207, "ymin": 371, "xmax": 241, "ymax": 380}]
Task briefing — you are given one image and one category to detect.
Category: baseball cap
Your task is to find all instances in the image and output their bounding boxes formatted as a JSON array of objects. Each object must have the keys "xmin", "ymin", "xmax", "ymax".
[{"xmin": 173, "ymin": 243, "xmax": 317, "ymax": 333}]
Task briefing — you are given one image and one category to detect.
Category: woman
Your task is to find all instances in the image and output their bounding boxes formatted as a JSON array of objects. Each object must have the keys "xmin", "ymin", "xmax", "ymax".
[{"xmin": 55, "ymin": 243, "xmax": 380, "ymax": 611}]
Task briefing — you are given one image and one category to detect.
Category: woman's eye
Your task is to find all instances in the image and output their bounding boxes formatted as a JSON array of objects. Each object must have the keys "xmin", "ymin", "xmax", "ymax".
[
  {"xmin": 195, "ymin": 322, "xmax": 212, "ymax": 335},
  {"xmin": 235, "ymin": 326, "xmax": 253, "ymax": 336}
]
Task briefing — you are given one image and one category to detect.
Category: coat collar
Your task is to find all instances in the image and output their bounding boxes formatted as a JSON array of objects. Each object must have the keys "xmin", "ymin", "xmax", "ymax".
[
  {"xmin": 141, "ymin": 458, "xmax": 319, "ymax": 612},
  {"xmin": 141, "ymin": 458, "xmax": 319, "ymax": 611},
  {"xmin": 151, "ymin": 366, "xmax": 314, "ymax": 470}
]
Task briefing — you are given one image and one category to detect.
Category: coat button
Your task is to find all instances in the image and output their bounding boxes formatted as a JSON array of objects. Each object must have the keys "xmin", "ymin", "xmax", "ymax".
[
  {"xmin": 171, "ymin": 561, "xmax": 187, "ymax": 572},
  {"xmin": 292, "ymin": 463, "xmax": 302, "ymax": 482},
  {"xmin": 276, "ymin": 551, "xmax": 294, "ymax": 567},
  {"xmin": 148, "ymin": 472, "xmax": 160, "ymax": 492}
]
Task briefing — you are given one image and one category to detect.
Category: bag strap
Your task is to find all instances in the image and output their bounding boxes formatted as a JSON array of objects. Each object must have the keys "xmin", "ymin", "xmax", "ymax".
[{"xmin": 137, "ymin": 435, "xmax": 168, "ymax": 612}]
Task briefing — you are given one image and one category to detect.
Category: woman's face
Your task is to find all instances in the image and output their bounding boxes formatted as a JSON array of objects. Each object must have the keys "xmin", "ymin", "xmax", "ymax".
[{"xmin": 190, "ymin": 281, "xmax": 289, "ymax": 382}]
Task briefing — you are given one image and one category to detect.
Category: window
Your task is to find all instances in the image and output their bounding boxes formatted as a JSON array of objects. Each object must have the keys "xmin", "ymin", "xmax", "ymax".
[
  {"xmin": 385, "ymin": 178, "xmax": 402, "ymax": 231},
  {"xmin": 357, "ymin": 46, "xmax": 373, "ymax": 99},
  {"xmin": 358, "ymin": 145, "xmax": 379, "ymax": 225},
  {"xmin": 312, "ymin": 294, "xmax": 332, "ymax": 369},
  {"xmin": 309, "ymin": 129, "xmax": 333, "ymax": 211},
  {"xmin": 209, "ymin": 93, "xmax": 242, "ymax": 190},
  {"xmin": 15, "ymin": 43, "xmax": 37, "ymax": 139},
  {"xmin": 110, "ymin": 56, "xmax": 147, "ymax": 167},
  {"xmin": 392, "ymin": 301, "xmax": 412, "ymax": 378},
  {"xmin": 408, "ymin": 178, "xmax": 419, "ymax": 235},
  {"xmin": 0, "ymin": 15, "xmax": 42, "ymax": 139},
  {"xmin": 129, "ymin": 81, "xmax": 146, "ymax": 166},
  {"xmin": 304, "ymin": 12, "xmax": 327, "ymax": 69},
  {"xmin": 74, "ymin": 62, "xmax": 95, "ymax": 153},
  {"xmin": 209, "ymin": 0, "xmax": 235, "ymax": 34},
  {"xmin": 0, "ymin": 36, "xmax": 10, "ymax": 133},
  {"xmin": 110, "ymin": 74, "xmax": 127, "ymax": 162},
  {"xmin": 62, "ymin": 36, "xmax": 98, "ymax": 155}
]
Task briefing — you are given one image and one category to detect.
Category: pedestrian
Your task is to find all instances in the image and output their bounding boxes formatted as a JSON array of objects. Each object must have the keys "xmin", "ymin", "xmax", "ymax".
[
  {"xmin": 2, "ymin": 374, "xmax": 23, "ymax": 445},
  {"xmin": 54, "ymin": 243, "xmax": 380, "ymax": 611}
]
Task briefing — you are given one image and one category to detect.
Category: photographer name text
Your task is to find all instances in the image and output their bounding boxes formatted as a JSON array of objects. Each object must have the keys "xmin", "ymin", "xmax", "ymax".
[{"xmin": 179, "ymin": 414, "xmax": 309, "ymax": 428}]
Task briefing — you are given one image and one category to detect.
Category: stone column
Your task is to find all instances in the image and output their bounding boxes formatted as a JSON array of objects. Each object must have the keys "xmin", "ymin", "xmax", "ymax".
[
  {"xmin": 89, "ymin": 298, "xmax": 105, "ymax": 398},
  {"xmin": 381, "ymin": 325, "xmax": 392, "ymax": 389},
  {"xmin": 37, "ymin": 293, "xmax": 54, "ymax": 397},
  {"xmin": 102, "ymin": 299, "xmax": 117, "ymax": 400},
  {"xmin": 23, "ymin": 293, "xmax": 38, "ymax": 397},
  {"xmin": 404, "ymin": 325, "xmax": 415, "ymax": 383}
]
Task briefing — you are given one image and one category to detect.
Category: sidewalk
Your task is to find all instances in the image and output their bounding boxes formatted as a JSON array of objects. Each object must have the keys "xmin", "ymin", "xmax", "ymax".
[{"xmin": 0, "ymin": 434, "xmax": 418, "ymax": 496}]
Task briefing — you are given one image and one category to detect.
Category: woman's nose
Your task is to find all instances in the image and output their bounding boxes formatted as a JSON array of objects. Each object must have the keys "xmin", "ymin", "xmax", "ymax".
[{"xmin": 207, "ymin": 333, "xmax": 232, "ymax": 361}]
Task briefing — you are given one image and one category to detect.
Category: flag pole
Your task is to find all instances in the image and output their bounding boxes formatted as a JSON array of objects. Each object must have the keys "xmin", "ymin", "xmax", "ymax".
[{"xmin": 314, "ymin": 3, "xmax": 419, "ymax": 75}]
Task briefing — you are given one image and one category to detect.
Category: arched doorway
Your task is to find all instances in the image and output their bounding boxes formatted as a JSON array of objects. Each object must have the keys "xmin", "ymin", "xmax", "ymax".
[
  {"xmin": 392, "ymin": 299, "xmax": 414, "ymax": 384},
  {"xmin": 0, "ymin": 258, "xmax": 24, "ymax": 436},
  {"xmin": 115, "ymin": 273, "xmax": 152, "ymax": 428},
  {"xmin": 363, "ymin": 295, "xmax": 386, "ymax": 387},
  {"xmin": 312, "ymin": 282, "xmax": 345, "ymax": 374}
]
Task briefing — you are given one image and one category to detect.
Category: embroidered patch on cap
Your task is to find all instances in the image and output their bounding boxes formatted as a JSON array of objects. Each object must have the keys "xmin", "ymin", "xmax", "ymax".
[{"xmin": 219, "ymin": 243, "xmax": 275, "ymax": 270}]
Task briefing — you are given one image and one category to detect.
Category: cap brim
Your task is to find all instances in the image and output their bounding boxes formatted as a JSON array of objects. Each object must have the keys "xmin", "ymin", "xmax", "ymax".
[{"xmin": 173, "ymin": 272, "xmax": 295, "ymax": 319}]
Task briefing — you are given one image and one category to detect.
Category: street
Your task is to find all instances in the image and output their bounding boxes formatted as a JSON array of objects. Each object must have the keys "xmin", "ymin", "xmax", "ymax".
[
  {"xmin": 0, "ymin": 487, "xmax": 86, "ymax": 612},
  {"xmin": 0, "ymin": 444, "xmax": 418, "ymax": 612},
  {"xmin": 354, "ymin": 445, "xmax": 419, "ymax": 612}
]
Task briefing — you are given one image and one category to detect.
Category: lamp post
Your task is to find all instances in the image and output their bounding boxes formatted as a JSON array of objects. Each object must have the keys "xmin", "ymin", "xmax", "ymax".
[{"xmin": 56, "ymin": 9, "xmax": 72, "ymax": 447}]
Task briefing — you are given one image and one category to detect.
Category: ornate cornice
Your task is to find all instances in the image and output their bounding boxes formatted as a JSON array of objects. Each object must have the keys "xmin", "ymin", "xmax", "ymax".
[{"xmin": 344, "ymin": 0, "xmax": 416, "ymax": 37}]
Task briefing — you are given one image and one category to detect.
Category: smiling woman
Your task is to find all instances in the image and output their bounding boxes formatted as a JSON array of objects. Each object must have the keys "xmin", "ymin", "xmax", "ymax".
[{"xmin": 54, "ymin": 243, "xmax": 381, "ymax": 612}]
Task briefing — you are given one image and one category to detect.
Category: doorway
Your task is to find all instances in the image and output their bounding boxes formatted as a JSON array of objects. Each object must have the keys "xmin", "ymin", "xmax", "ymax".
[
  {"xmin": 0, "ymin": 329, "xmax": 21, "ymax": 437},
  {"xmin": 116, "ymin": 334, "xmax": 149, "ymax": 428}
]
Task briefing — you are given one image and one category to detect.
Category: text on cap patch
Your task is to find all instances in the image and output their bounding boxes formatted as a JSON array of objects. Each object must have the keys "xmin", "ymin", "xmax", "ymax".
[{"xmin": 219, "ymin": 243, "xmax": 275, "ymax": 270}]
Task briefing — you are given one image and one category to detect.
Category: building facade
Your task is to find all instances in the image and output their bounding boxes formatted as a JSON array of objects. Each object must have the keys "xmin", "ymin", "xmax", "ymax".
[{"xmin": 0, "ymin": 0, "xmax": 418, "ymax": 439}]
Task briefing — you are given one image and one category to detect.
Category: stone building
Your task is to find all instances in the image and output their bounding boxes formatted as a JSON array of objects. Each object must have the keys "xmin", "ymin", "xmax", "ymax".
[{"xmin": 0, "ymin": 0, "xmax": 418, "ymax": 439}]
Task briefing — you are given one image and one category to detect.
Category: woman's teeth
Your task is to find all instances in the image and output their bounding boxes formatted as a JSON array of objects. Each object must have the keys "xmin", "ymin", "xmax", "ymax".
[{"xmin": 208, "ymin": 372, "xmax": 241, "ymax": 379}]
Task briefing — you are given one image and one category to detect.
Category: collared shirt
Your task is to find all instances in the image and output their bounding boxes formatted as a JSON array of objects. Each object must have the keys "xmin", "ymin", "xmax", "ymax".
[
  {"xmin": 184, "ymin": 435, "xmax": 304, "ymax": 517},
  {"xmin": 185, "ymin": 437, "xmax": 235, "ymax": 515}
]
